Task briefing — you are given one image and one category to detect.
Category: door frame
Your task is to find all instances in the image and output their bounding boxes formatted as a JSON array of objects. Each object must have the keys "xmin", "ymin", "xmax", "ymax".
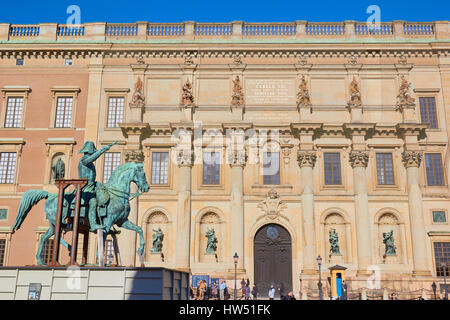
[{"xmin": 250, "ymin": 220, "xmax": 297, "ymax": 297}]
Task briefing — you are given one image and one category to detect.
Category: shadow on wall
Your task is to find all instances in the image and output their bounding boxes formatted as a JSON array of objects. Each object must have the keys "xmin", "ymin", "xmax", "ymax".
[{"xmin": 126, "ymin": 268, "xmax": 189, "ymax": 300}]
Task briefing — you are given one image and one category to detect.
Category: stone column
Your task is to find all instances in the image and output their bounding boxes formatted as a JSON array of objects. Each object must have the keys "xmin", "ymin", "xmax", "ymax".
[
  {"xmin": 349, "ymin": 150, "xmax": 372, "ymax": 273},
  {"xmin": 175, "ymin": 146, "xmax": 193, "ymax": 272},
  {"xmin": 402, "ymin": 151, "xmax": 430, "ymax": 276},
  {"xmin": 297, "ymin": 151, "xmax": 317, "ymax": 274},
  {"xmin": 228, "ymin": 148, "xmax": 246, "ymax": 271}
]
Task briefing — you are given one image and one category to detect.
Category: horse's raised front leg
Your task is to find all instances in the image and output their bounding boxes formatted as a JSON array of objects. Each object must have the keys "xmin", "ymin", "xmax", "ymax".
[
  {"xmin": 121, "ymin": 219, "xmax": 145, "ymax": 257},
  {"xmin": 36, "ymin": 225, "xmax": 54, "ymax": 266}
]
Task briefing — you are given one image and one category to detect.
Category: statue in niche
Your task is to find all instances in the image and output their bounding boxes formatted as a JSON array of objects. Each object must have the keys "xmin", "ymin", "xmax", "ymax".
[
  {"xmin": 130, "ymin": 76, "xmax": 145, "ymax": 107},
  {"xmin": 51, "ymin": 157, "xmax": 65, "ymax": 180},
  {"xmin": 151, "ymin": 227, "xmax": 164, "ymax": 253},
  {"xmin": 205, "ymin": 228, "xmax": 218, "ymax": 254},
  {"xmin": 383, "ymin": 230, "xmax": 397, "ymax": 256},
  {"xmin": 347, "ymin": 76, "xmax": 362, "ymax": 107},
  {"xmin": 329, "ymin": 228, "xmax": 341, "ymax": 256}
]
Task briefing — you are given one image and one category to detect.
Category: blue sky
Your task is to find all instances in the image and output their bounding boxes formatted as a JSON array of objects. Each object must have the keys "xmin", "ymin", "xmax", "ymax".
[{"xmin": 1, "ymin": 0, "xmax": 448, "ymax": 24}]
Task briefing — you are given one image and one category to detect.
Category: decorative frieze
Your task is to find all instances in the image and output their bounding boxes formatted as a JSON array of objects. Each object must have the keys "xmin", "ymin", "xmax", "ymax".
[
  {"xmin": 349, "ymin": 150, "xmax": 369, "ymax": 168},
  {"xmin": 401, "ymin": 151, "xmax": 422, "ymax": 168},
  {"xmin": 176, "ymin": 149, "xmax": 193, "ymax": 167},
  {"xmin": 297, "ymin": 151, "xmax": 317, "ymax": 167},
  {"xmin": 227, "ymin": 149, "xmax": 246, "ymax": 167},
  {"xmin": 124, "ymin": 150, "xmax": 145, "ymax": 163}
]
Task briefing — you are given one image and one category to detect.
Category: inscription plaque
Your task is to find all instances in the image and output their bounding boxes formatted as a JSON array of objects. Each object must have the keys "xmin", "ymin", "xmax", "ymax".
[{"xmin": 246, "ymin": 79, "xmax": 295, "ymax": 105}]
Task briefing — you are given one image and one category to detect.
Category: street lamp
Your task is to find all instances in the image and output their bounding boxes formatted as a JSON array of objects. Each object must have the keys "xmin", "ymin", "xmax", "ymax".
[
  {"xmin": 317, "ymin": 255, "xmax": 323, "ymax": 300},
  {"xmin": 441, "ymin": 262, "xmax": 448, "ymax": 300},
  {"xmin": 233, "ymin": 252, "xmax": 239, "ymax": 300}
]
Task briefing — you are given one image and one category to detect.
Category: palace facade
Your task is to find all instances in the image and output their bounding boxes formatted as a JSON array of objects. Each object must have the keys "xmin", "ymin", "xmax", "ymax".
[{"xmin": 0, "ymin": 20, "xmax": 450, "ymax": 299}]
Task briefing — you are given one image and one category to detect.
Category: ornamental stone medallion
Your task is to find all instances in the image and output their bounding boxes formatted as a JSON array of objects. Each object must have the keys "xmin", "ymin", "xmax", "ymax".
[{"xmin": 258, "ymin": 189, "xmax": 287, "ymax": 220}]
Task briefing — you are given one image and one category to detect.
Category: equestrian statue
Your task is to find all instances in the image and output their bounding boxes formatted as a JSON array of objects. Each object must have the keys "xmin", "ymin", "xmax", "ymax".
[{"xmin": 11, "ymin": 141, "xmax": 150, "ymax": 266}]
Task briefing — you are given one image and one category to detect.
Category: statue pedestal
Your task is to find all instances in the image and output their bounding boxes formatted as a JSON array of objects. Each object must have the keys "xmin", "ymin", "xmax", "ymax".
[
  {"xmin": 329, "ymin": 254, "xmax": 343, "ymax": 265},
  {"xmin": 148, "ymin": 251, "xmax": 164, "ymax": 263},
  {"xmin": 383, "ymin": 254, "xmax": 397, "ymax": 264},
  {"xmin": 202, "ymin": 253, "xmax": 217, "ymax": 263}
]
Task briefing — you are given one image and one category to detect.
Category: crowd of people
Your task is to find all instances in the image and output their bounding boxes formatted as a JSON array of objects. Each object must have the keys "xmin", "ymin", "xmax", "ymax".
[{"xmin": 190, "ymin": 278, "xmax": 296, "ymax": 300}]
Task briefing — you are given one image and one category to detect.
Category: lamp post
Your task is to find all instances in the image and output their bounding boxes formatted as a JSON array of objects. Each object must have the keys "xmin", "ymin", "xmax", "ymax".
[
  {"xmin": 317, "ymin": 255, "xmax": 323, "ymax": 300},
  {"xmin": 442, "ymin": 262, "xmax": 448, "ymax": 300},
  {"xmin": 432, "ymin": 282, "xmax": 437, "ymax": 300},
  {"xmin": 233, "ymin": 252, "xmax": 239, "ymax": 300}
]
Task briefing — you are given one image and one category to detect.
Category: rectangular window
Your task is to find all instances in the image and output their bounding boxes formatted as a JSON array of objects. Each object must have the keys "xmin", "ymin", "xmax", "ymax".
[
  {"xmin": 151, "ymin": 152, "xmax": 169, "ymax": 185},
  {"xmin": 54, "ymin": 97, "xmax": 73, "ymax": 128},
  {"xmin": 16, "ymin": 59, "xmax": 24, "ymax": 66},
  {"xmin": 420, "ymin": 97, "xmax": 438, "ymax": 129},
  {"xmin": 263, "ymin": 152, "xmax": 280, "ymax": 185},
  {"xmin": 203, "ymin": 151, "xmax": 220, "ymax": 185},
  {"xmin": 425, "ymin": 153, "xmax": 444, "ymax": 186},
  {"xmin": 376, "ymin": 153, "xmax": 395, "ymax": 185},
  {"xmin": 0, "ymin": 152, "xmax": 17, "ymax": 184},
  {"xmin": 432, "ymin": 211, "xmax": 447, "ymax": 224},
  {"xmin": 0, "ymin": 209, "xmax": 7, "ymax": 220},
  {"xmin": 0, "ymin": 239, "xmax": 5, "ymax": 266},
  {"xmin": 4, "ymin": 97, "xmax": 23, "ymax": 128},
  {"xmin": 324, "ymin": 153, "xmax": 342, "ymax": 185},
  {"xmin": 42, "ymin": 238, "xmax": 54, "ymax": 265},
  {"xmin": 434, "ymin": 242, "xmax": 450, "ymax": 277},
  {"xmin": 107, "ymin": 97, "xmax": 124, "ymax": 128},
  {"xmin": 103, "ymin": 152, "xmax": 121, "ymax": 183}
]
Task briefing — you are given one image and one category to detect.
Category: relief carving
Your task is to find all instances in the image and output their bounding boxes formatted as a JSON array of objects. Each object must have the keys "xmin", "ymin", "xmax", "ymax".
[
  {"xmin": 180, "ymin": 78, "xmax": 195, "ymax": 106},
  {"xmin": 401, "ymin": 151, "xmax": 422, "ymax": 168},
  {"xmin": 296, "ymin": 75, "xmax": 311, "ymax": 110},
  {"xmin": 257, "ymin": 189, "xmax": 287, "ymax": 220},
  {"xmin": 396, "ymin": 76, "xmax": 415, "ymax": 112},
  {"xmin": 297, "ymin": 151, "xmax": 317, "ymax": 168},
  {"xmin": 231, "ymin": 75, "xmax": 244, "ymax": 106},
  {"xmin": 130, "ymin": 76, "xmax": 145, "ymax": 107},
  {"xmin": 347, "ymin": 76, "xmax": 362, "ymax": 108},
  {"xmin": 349, "ymin": 150, "xmax": 369, "ymax": 168}
]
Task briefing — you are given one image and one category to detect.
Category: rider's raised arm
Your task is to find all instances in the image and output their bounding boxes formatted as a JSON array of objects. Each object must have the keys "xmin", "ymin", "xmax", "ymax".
[{"xmin": 81, "ymin": 146, "xmax": 110, "ymax": 165}]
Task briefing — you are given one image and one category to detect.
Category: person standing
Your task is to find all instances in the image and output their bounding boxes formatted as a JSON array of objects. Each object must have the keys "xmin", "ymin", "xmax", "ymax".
[
  {"xmin": 212, "ymin": 282, "xmax": 218, "ymax": 300},
  {"xmin": 268, "ymin": 285, "xmax": 275, "ymax": 300},
  {"xmin": 252, "ymin": 284, "xmax": 258, "ymax": 300},
  {"xmin": 278, "ymin": 283, "xmax": 285, "ymax": 300},
  {"xmin": 244, "ymin": 284, "xmax": 250, "ymax": 300},
  {"xmin": 341, "ymin": 280, "xmax": 348, "ymax": 300},
  {"xmin": 219, "ymin": 281, "xmax": 226, "ymax": 300}
]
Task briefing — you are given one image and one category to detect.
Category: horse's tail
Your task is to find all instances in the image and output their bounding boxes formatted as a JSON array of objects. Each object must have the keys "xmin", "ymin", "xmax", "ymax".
[{"xmin": 12, "ymin": 189, "xmax": 49, "ymax": 234}]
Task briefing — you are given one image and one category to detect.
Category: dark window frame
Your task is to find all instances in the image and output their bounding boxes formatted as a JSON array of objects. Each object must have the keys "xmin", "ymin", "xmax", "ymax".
[
  {"xmin": 376, "ymin": 153, "xmax": 395, "ymax": 185},
  {"xmin": 151, "ymin": 152, "xmax": 169, "ymax": 185},
  {"xmin": 419, "ymin": 96, "xmax": 438, "ymax": 129},
  {"xmin": 433, "ymin": 242, "xmax": 450, "ymax": 277},
  {"xmin": 202, "ymin": 151, "xmax": 221, "ymax": 185},
  {"xmin": 323, "ymin": 152, "xmax": 342, "ymax": 185},
  {"xmin": 425, "ymin": 153, "xmax": 445, "ymax": 186},
  {"xmin": 263, "ymin": 152, "xmax": 280, "ymax": 185}
]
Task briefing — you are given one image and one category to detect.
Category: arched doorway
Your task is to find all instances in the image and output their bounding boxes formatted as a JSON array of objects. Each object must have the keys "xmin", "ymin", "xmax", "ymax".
[{"xmin": 254, "ymin": 223, "xmax": 292, "ymax": 298}]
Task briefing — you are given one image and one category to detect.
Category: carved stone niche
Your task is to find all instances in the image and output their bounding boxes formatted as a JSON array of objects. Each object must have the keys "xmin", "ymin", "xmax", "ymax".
[
  {"xmin": 257, "ymin": 189, "xmax": 287, "ymax": 220},
  {"xmin": 145, "ymin": 211, "xmax": 169, "ymax": 262},
  {"xmin": 199, "ymin": 212, "xmax": 222, "ymax": 263},
  {"xmin": 376, "ymin": 213, "xmax": 402, "ymax": 264}
]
